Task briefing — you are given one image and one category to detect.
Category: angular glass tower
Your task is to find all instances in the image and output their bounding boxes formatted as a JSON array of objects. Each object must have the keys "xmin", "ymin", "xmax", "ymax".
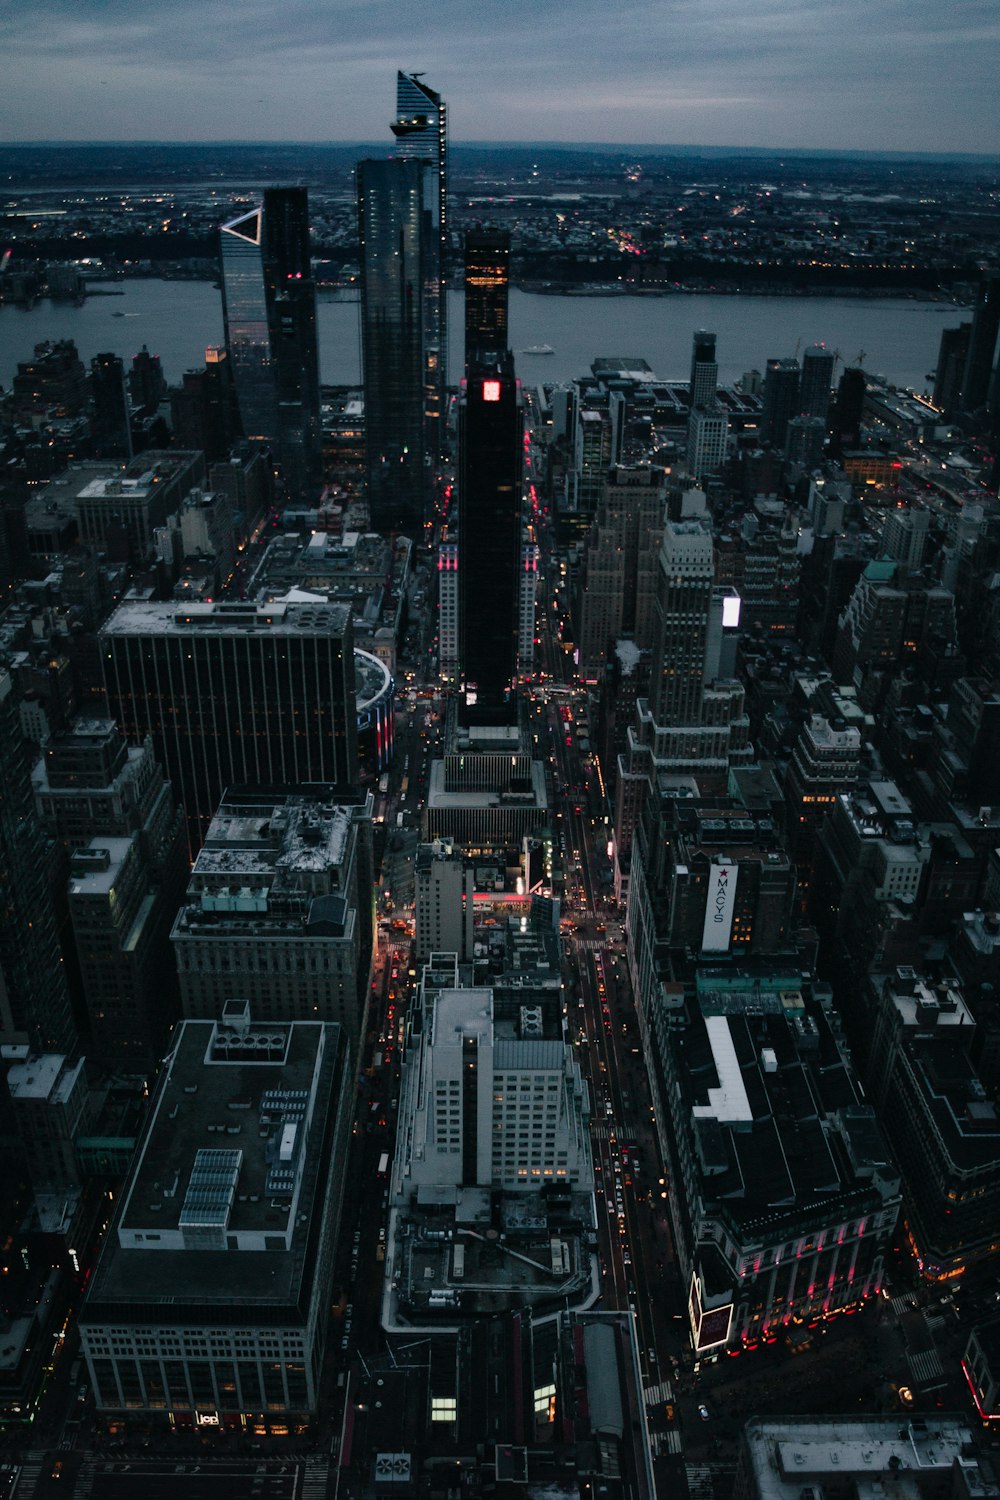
[
  {"xmin": 458, "ymin": 352, "xmax": 523, "ymax": 724},
  {"xmin": 358, "ymin": 157, "xmax": 430, "ymax": 535},
  {"xmin": 391, "ymin": 72, "xmax": 447, "ymax": 459},
  {"xmin": 220, "ymin": 188, "xmax": 322, "ymax": 502}
]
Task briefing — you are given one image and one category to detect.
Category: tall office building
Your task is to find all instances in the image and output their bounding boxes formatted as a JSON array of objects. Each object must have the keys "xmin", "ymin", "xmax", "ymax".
[
  {"xmin": 391, "ymin": 71, "xmax": 448, "ymax": 449},
  {"xmin": 100, "ymin": 600, "xmax": 357, "ymax": 850},
  {"xmin": 961, "ymin": 272, "xmax": 1000, "ymax": 415},
  {"xmin": 761, "ymin": 356, "xmax": 801, "ymax": 447},
  {"xmin": 90, "ymin": 351, "xmax": 131, "ymax": 458},
  {"xmin": 220, "ymin": 187, "xmax": 322, "ymax": 501},
  {"xmin": 689, "ymin": 329, "xmax": 718, "ymax": 409},
  {"xmin": 357, "ymin": 157, "xmax": 430, "ymax": 534},
  {"xmin": 649, "ymin": 520, "xmax": 717, "ymax": 726},
  {"xmin": 0, "ymin": 668, "xmax": 74, "ymax": 1054},
  {"xmin": 799, "ymin": 344, "xmax": 836, "ymax": 424},
  {"xmin": 686, "ymin": 405, "xmax": 728, "ymax": 481},
  {"xmin": 464, "ymin": 228, "xmax": 510, "ymax": 368},
  {"xmin": 458, "ymin": 353, "xmax": 523, "ymax": 724}
]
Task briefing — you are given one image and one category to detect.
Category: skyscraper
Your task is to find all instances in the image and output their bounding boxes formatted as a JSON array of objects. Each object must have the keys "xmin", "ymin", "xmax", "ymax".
[
  {"xmin": 800, "ymin": 344, "xmax": 836, "ymax": 425},
  {"xmin": 100, "ymin": 599, "xmax": 357, "ymax": 850},
  {"xmin": 686, "ymin": 405, "xmax": 729, "ymax": 481},
  {"xmin": 391, "ymin": 72, "xmax": 447, "ymax": 457},
  {"xmin": 464, "ymin": 228, "xmax": 510, "ymax": 369},
  {"xmin": 961, "ymin": 272, "xmax": 1000, "ymax": 415},
  {"xmin": 761, "ymin": 356, "xmax": 801, "ymax": 447},
  {"xmin": 648, "ymin": 520, "xmax": 716, "ymax": 726},
  {"xmin": 357, "ymin": 157, "xmax": 429, "ymax": 534},
  {"xmin": 689, "ymin": 330, "xmax": 718, "ymax": 409},
  {"xmin": 220, "ymin": 187, "xmax": 322, "ymax": 501},
  {"xmin": 458, "ymin": 353, "xmax": 523, "ymax": 723},
  {"xmin": 0, "ymin": 668, "xmax": 74, "ymax": 1053}
]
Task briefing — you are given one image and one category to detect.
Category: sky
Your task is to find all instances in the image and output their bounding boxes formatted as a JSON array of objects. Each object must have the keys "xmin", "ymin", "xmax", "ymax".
[{"xmin": 2, "ymin": 0, "xmax": 998, "ymax": 155}]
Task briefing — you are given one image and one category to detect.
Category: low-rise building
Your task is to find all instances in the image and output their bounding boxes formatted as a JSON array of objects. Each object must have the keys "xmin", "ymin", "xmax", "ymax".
[{"xmin": 79, "ymin": 1003, "xmax": 352, "ymax": 1431}]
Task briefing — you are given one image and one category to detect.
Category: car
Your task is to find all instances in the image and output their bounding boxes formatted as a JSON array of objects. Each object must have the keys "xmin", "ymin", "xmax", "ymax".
[{"xmin": 698, "ymin": 1403, "xmax": 710, "ymax": 1420}]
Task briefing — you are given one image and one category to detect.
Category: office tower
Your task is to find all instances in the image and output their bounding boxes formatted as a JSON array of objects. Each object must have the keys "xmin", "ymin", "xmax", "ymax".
[
  {"xmin": 689, "ymin": 329, "xmax": 718, "ymax": 409},
  {"xmin": 80, "ymin": 1005, "xmax": 353, "ymax": 1429},
  {"xmin": 881, "ymin": 504, "xmax": 930, "ymax": 572},
  {"xmin": 220, "ymin": 188, "xmax": 322, "ymax": 501},
  {"xmin": 799, "ymin": 343, "xmax": 836, "ymax": 424},
  {"xmin": 72, "ymin": 449, "xmax": 205, "ymax": 561},
  {"xmin": 414, "ymin": 841, "xmax": 474, "ymax": 961},
  {"xmin": 458, "ymin": 353, "xmax": 523, "ymax": 723},
  {"xmin": 391, "ymin": 71, "xmax": 448, "ymax": 450},
  {"xmin": 5, "ymin": 1052, "xmax": 92, "ymax": 1193},
  {"xmin": 357, "ymin": 157, "xmax": 430, "ymax": 534},
  {"xmin": 685, "ymin": 405, "xmax": 728, "ymax": 481},
  {"xmin": 574, "ymin": 407, "xmax": 613, "ymax": 519},
  {"xmin": 90, "ymin": 352, "xmax": 131, "ymax": 458},
  {"xmin": 208, "ymin": 442, "xmax": 272, "ymax": 538},
  {"xmin": 578, "ymin": 465, "xmax": 667, "ymax": 678},
  {"xmin": 933, "ymin": 321, "xmax": 972, "ymax": 413},
  {"xmin": 101, "ymin": 599, "xmax": 357, "ymax": 850},
  {"xmin": 128, "ymin": 345, "xmax": 166, "ymax": 415},
  {"xmin": 761, "ymin": 356, "xmax": 800, "ymax": 447},
  {"xmin": 12, "ymin": 339, "xmax": 88, "ymax": 417},
  {"xmin": 170, "ymin": 348, "xmax": 241, "ymax": 464},
  {"xmin": 68, "ymin": 837, "xmax": 181, "ymax": 1069},
  {"xmin": 172, "ymin": 791, "xmax": 370, "ymax": 1055},
  {"xmin": 649, "ymin": 520, "xmax": 716, "ymax": 726},
  {"xmin": 961, "ymin": 272, "xmax": 1000, "ymax": 415},
  {"xmin": 783, "ymin": 414, "xmax": 826, "ymax": 468},
  {"xmin": 464, "ymin": 227, "xmax": 510, "ymax": 368},
  {"xmin": 518, "ymin": 541, "xmax": 539, "ymax": 678},
  {"xmin": 785, "ymin": 713, "xmax": 862, "ymax": 870},
  {"xmin": 0, "ymin": 668, "xmax": 74, "ymax": 1053},
  {"xmin": 831, "ymin": 365, "xmax": 866, "ymax": 452}
]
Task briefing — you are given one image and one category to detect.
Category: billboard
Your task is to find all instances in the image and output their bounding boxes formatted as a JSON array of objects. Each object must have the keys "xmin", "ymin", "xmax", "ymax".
[{"xmin": 701, "ymin": 862, "xmax": 738, "ymax": 951}]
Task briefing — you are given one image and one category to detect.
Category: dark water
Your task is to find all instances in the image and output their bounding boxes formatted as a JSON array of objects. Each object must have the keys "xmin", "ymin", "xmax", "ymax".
[{"xmin": 0, "ymin": 279, "xmax": 961, "ymax": 393}]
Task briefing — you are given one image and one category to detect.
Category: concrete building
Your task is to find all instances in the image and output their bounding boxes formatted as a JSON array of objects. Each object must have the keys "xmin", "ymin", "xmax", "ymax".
[
  {"xmin": 686, "ymin": 405, "xmax": 729, "ymax": 481},
  {"xmin": 424, "ymin": 713, "xmax": 548, "ymax": 848},
  {"xmin": 577, "ymin": 465, "xmax": 667, "ymax": 679},
  {"xmin": 651, "ymin": 970, "xmax": 900, "ymax": 1353},
  {"xmin": 784, "ymin": 713, "xmax": 862, "ymax": 871},
  {"xmin": 437, "ymin": 541, "xmax": 459, "ymax": 679},
  {"xmin": 736, "ymin": 1415, "xmax": 985, "ymax": 1500},
  {"xmin": 69, "ymin": 836, "xmax": 181, "ymax": 1070},
  {"xmin": 415, "ymin": 841, "xmax": 474, "ymax": 963},
  {"xmin": 868, "ymin": 965, "xmax": 999, "ymax": 1280},
  {"xmin": 79, "ymin": 1004, "xmax": 353, "ymax": 1430},
  {"xmin": 171, "ymin": 790, "xmax": 373, "ymax": 1060},
  {"xmin": 5, "ymin": 1052, "xmax": 92, "ymax": 1193}
]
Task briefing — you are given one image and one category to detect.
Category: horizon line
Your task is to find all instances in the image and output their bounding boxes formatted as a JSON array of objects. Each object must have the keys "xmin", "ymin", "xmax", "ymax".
[{"xmin": 1, "ymin": 139, "xmax": 998, "ymax": 163}]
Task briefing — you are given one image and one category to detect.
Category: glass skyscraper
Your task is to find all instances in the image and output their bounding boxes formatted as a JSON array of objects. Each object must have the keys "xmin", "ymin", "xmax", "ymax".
[
  {"xmin": 391, "ymin": 72, "xmax": 447, "ymax": 459},
  {"xmin": 357, "ymin": 157, "xmax": 431, "ymax": 535},
  {"xmin": 458, "ymin": 353, "xmax": 523, "ymax": 724},
  {"xmin": 220, "ymin": 187, "xmax": 322, "ymax": 502}
]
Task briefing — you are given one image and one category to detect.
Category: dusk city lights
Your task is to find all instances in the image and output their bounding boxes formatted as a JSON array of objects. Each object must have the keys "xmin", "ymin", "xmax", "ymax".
[{"xmin": 0, "ymin": 9, "xmax": 999, "ymax": 1499}]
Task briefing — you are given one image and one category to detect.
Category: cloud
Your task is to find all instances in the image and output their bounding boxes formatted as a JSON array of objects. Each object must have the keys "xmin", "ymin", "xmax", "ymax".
[{"xmin": 1, "ymin": 0, "xmax": 997, "ymax": 151}]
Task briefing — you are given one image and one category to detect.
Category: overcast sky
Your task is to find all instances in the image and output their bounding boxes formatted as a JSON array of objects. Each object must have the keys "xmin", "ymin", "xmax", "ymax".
[{"xmin": 2, "ymin": 0, "xmax": 997, "ymax": 155}]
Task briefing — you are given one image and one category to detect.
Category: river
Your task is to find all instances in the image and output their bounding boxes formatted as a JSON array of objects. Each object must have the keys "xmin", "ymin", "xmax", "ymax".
[{"xmin": 0, "ymin": 280, "xmax": 963, "ymax": 394}]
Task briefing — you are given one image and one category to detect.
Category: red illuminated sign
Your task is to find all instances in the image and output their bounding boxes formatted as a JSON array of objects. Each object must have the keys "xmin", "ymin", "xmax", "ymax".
[{"xmin": 482, "ymin": 380, "xmax": 501, "ymax": 402}]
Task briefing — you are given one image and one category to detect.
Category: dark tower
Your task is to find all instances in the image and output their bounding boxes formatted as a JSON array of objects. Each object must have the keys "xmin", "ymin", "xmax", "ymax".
[
  {"xmin": 761, "ymin": 357, "xmax": 801, "ymax": 448},
  {"xmin": 933, "ymin": 323, "xmax": 972, "ymax": 415},
  {"xmin": 831, "ymin": 366, "xmax": 866, "ymax": 455},
  {"xmin": 961, "ymin": 273, "xmax": 1000, "ymax": 415},
  {"xmin": 458, "ymin": 354, "xmax": 523, "ymax": 724},
  {"xmin": 90, "ymin": 351, "xmax": 131, "ymax": 458},
  {"xmin": 464, "ymin": 228, "xmax": 510, "ymax": 370},
  {"xmin": 391, "ymin": 72, "xmax": 447, "ymax": 462},
  {"xmin": 800, "ymin": 345, "xmax": 836, "ymax": 425},
  {"xmin": 357, "ymin": 157, "xmax": 429, "ymax": 535},
  {"xmin": 689, "ymin": 330, "xmax": 718, "ymax": 409},
  {"xmin": 0, "ymin": 667, "xmax": 74, "ymax": 1053}
]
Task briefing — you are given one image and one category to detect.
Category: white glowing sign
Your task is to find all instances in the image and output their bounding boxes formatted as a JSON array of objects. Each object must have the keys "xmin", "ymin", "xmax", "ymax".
[
  {"xmin": 722, "ymin": 593, "xmax": 741, "ymax": 629},
  {"xmin": 702, "ymin": 862, "xmax": 738, "ymax": 951}
]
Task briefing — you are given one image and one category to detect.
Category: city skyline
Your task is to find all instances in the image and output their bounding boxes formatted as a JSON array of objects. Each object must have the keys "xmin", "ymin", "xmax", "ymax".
[{"xmin": 2, "ymin": 0, "xmax": 998, "ymax": 155}]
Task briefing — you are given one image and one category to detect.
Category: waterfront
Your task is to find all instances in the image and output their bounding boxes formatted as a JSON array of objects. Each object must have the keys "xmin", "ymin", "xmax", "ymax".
[{"xmin": 0, "ymin": 280, "xmax": 963, "ymax": 394}]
